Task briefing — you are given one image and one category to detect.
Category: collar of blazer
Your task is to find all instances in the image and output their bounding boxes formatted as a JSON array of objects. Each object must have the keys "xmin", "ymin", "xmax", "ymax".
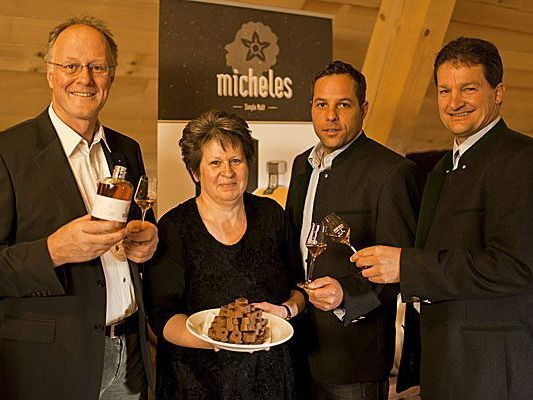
[
  {"xmin": 288, "ymin": 132, "xmax": 370, "ymax": 232},
  {"xmin": 294, "ymin": 131, "xmax": 370, "ymax": 178},
  {"xmin": 433, "ymin": 118, "xmax": 507, "ymax": 175},
  {"xmin": 454, "ymin": 118, "xmax": 506, "ymax": 169}
]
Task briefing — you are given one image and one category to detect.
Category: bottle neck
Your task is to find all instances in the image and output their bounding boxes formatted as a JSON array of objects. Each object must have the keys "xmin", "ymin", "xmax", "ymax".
[{"xmin": 112, "ymin": 165, "xmax": 127, "ymax": 180}]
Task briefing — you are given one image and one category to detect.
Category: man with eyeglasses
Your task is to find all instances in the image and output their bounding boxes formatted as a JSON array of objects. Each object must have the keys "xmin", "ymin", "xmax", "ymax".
[{"xmin": 0, "ymin": 16, "xmax": 157, "ymax": 400}]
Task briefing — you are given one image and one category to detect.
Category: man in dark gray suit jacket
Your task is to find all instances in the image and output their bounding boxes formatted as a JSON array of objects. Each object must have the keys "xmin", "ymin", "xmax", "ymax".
[
  {"xmin": 285, "ymin": 61, "xmax": 419, "ymax": 400},
  {"xmin": 0, "ymin": 16, "xmax": 157, "ymax": 399},
  {"xmin": 354, "ymin": 37, "xmax": 533, "ymax": 400}
]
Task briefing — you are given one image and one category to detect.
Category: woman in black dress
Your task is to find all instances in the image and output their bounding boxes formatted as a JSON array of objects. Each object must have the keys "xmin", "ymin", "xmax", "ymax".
[{"xmin": 146, "ymin": 110, "xmax": 305, "ymax": 399}]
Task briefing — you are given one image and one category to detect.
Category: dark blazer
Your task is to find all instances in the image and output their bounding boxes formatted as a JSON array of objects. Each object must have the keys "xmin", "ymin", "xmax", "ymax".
[
  {"xmin": 285, "ymin": 133, "xmax": 419, "ymax": 384},
  {"xmin": 0, "ymin": 110, "xmax": 152, "ymax": 399},
  {"xmin": 401, "ymin": 120, "xmax": 533, "ymax": 400}
]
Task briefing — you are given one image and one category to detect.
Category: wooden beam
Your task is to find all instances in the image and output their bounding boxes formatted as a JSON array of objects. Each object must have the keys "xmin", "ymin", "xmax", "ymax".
[
  {"xmin": 320, "ymin": 0, "xmax": 379, "ymax": 7},
  {"xmin": 361, "ymin": 0, "xmax": 456, "ymax": 153}
]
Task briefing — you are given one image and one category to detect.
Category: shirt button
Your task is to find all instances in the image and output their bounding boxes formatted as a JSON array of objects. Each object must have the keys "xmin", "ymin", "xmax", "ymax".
[
  {"xmin": 97, "ymin": 280, "xmax": 105, "ymax": 287},
  {"xmin": 94, "ymin": 324, "xmax": 105, "ymax": 334},
  {"xmin": 324, "ymin": 173, "xmax": 328, "ymax": 178}
]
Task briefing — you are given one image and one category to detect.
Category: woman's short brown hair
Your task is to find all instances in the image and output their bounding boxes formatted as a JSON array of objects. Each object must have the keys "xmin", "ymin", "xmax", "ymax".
[{"xmin": 179, "ymin": 110, "xmax": 255, "ymax": 180}]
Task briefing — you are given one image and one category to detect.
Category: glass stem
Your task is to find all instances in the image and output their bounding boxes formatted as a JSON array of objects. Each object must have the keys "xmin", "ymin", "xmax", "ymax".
[
  {"xmin": 307, "ymin": 257, "xmax": 316, "ymax": 282},
  {"xmin": 141, "ymin": 209, "xmax": 147, "ymax": 223},
  {"xmin": 349, "ymin": 244, "xmax": 357, "ymax": 254}
]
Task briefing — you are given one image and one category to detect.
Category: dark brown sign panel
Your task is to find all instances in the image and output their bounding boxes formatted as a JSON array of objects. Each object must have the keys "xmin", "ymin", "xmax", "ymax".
[{"xmin": 159, "ymin": 0, "xmax": 332, "ymax": 121}]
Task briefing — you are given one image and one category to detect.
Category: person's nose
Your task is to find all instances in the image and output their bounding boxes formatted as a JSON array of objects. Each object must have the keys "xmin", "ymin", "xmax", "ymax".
[
  {"xmin": 449, "ymin": 90, "xmax": 464, "ymax": 110},
  {"xmin": 221, "ymin": 162, "xmax": 235, "ymax": 176},
  {"xmin": 326, "ymin": 106, "xmax": 338, "ymax": 122},
  {"xmin": 76, "ymin": 65, "xmax": 95, "ymax": 85}
]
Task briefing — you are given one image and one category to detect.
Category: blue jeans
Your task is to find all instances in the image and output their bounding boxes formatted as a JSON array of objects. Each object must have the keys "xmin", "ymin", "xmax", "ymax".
[
  {"xmin": 313, "ymin": 379, "xmax": 389, "ymax": 400},
  {"xmin": 99, "ymin": 331, "xmax": 147, "ymax": 400}
]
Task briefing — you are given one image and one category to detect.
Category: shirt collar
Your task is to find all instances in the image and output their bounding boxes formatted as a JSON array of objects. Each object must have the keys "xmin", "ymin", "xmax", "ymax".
[
  {"xmin": 307, "ymin": 130, "xmax": 362, "ymax": 170},
  {"xmin": 48, "ymin": 104, "xmax": 110, "ymax": 157},
  {"xmin": 452, "ymin": 116, "xmax": 501, "ymax": 161}
]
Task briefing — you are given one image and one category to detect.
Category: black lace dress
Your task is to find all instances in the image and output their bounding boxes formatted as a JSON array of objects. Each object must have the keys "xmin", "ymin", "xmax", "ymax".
[{"xmin": 146, "ymin": 193, "xmax": 301, "ymax": 400}]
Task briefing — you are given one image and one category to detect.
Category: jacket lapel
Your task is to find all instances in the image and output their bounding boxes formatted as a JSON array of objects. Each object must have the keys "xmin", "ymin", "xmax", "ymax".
[
  {"xmin": 32, "ymin": 110, "xmax": 87, "ymax": 220},
  {"xmin": 101, "ymin": 127, "xmax": 128, "ymax": 171},
  {"xmin": 290, "ymin": 156, "xmax": 313, "ymax": 232},
  {"xmin": 415, "ymin": 153, "xmax": 452, "ymax": 248}
]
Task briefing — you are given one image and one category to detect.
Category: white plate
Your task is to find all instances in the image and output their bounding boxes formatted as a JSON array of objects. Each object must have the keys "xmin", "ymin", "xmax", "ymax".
[{"xmin": 186, "ymin": 308, "xmax": 294, "ymax": 353}]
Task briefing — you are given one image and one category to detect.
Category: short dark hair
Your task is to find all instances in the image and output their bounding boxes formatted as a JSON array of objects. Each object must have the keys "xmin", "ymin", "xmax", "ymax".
[
  {"xmin": 312, "ymin": 60, "xmax": 367, "ymax": 106},
  {"xmin": 179, "ymin": 110, "xmax": 255, "ymax": 180},
  {"xmin": 433, "ymin": 37, "xmax": 503, "ymax": 88},
  {"xmin": 45, "ymin": 16, "xmax": 118, "ymax": 66}
]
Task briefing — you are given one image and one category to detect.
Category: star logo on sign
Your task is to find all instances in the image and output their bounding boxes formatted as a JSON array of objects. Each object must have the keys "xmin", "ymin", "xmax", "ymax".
[{"xmin": 241, "ymin": 31, "xmax": 270, "ymax": 62}]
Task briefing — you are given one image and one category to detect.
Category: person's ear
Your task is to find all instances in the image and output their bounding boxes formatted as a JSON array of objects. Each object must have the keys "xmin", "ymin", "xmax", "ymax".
[
  {"xmin": 360, "ymin": 100, "xmax": 369, "ymax": 120},
  {"xmin": 46, "ymin": 65, "xmax": 54, "ymax": 90},
  {"xmin": 494, "ymin": 83, "xmax": 505, "ymax": 105}
]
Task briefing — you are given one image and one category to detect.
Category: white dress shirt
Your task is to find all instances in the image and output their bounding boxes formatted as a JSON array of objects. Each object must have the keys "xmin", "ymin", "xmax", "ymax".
[{"xmin": 49, "ymin": 105, "xmax": 136, "ymax": 325}]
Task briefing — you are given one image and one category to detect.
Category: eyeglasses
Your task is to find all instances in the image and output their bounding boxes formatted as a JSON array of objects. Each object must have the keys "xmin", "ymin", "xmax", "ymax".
[{"xmin": 46, "ymin": 61, "xmax": 116, "ymax": 76}]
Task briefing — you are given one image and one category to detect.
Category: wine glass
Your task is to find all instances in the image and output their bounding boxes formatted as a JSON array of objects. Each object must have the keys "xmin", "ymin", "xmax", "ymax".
[
  {"xmin": 297, "ymin": 222, "xmax": 327, "ymax": 289},
  {"xmin": 322, "ymin": 213, "xmax": 357, "ymax": 253},
  {"xmin": 134, "ymin": 175, "xmax": 157, "ymax": 222}
]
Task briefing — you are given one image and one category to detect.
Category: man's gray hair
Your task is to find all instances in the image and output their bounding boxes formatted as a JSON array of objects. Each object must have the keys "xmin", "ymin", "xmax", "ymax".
[{"xmin": 44, "ymin": 16, "xmax": 118, "ymax": 65}]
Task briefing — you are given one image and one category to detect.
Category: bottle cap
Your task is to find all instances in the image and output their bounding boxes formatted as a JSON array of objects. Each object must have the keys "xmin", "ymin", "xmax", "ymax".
[{"xmin": 113, "ymin": 165, "xmax": 127, "ymax": 179}]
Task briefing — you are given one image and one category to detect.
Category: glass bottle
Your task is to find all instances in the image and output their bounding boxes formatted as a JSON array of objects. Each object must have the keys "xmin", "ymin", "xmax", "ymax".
[{"xmin": 91, "ymin": 165, "xmax": 133, "ymax": 225}]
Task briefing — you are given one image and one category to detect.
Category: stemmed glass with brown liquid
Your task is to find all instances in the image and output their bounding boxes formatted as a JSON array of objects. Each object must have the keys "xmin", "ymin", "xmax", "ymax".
[
  {"xmin": 134, "ymin": 175, "xmax": 157, "ymax": 222},
  {"xmin": 297, "ymin": 222, "xmax": 327, "ymax": 289},
  {"xmin": 322, "ymin": 213, "xmax": 358, "ymax": 254}
]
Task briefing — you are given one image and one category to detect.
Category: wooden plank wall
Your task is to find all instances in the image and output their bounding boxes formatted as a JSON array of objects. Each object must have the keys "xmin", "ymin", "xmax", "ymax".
[
  {"xmin": 1, "ymin": 0, "xmax": 532, "ymax": 174},
  {"xmin": 0, "ymin": 0, "xmax": 158, "ymax": 174}
]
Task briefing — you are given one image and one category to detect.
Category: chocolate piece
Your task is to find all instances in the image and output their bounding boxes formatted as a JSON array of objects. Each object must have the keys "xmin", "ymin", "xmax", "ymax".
[
  {"xmin": 235, "ymin": 298, "xmax": 248, "ymax": 306},
  {"xmin": 243, "ymin": 332, "xmax": 257, "ymax": 343},
  {"xmin": 229, "ymin": 330, "xmax": 243, "ymax": 344},
  {"xmin": 219, "ymin": 308, "xmax": 231, "ymax": 317},
  {"xmin": 207, "ymin": 298, "xmax": 271, "ymax": 345}
]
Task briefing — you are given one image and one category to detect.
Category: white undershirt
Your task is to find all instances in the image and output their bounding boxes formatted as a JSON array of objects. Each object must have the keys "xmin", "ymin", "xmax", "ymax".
[{"xmin": 49, "ymin": 105, "xmax": 136, "ymax": 325}]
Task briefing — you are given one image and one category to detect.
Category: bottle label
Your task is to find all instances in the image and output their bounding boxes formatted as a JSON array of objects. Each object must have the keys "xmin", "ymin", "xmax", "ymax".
[{"xmin": 91, "ymin": 195, "xmax": 131, "ymax": 223}]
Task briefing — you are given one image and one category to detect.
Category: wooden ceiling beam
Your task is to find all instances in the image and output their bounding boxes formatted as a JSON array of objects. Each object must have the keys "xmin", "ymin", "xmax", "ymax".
[
  {"xmin": 361, "ymin": 0, "xmax": 456, "ymax": 153},
  {"xmin": 320, "ymin": 0, "xmax": 379, "ymax": 7}
]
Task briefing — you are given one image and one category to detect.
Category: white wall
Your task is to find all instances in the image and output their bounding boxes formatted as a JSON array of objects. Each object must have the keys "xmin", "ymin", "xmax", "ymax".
[{"xmin": 157, "ymin": 121, "xmax": 318, "ymax": 218}]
